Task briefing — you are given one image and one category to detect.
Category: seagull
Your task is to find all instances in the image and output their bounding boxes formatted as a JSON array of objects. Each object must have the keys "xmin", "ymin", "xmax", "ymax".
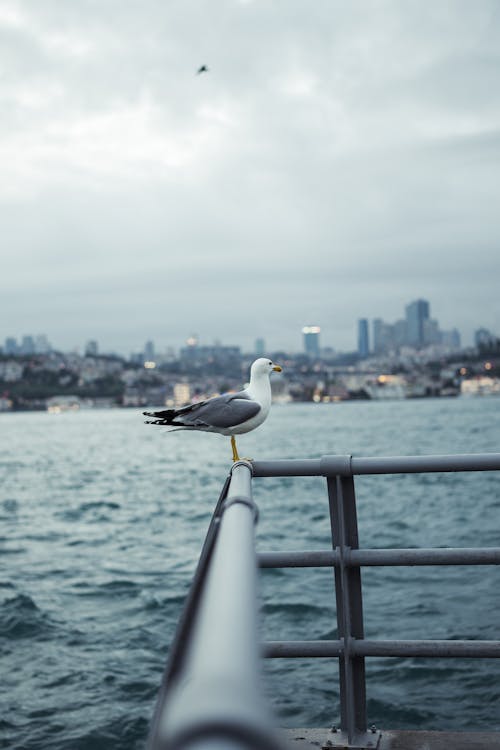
[
  {"xmin": 143, "ymin": 358, "xmax": 282, "ymax": 462},
  {"xmin": 196, "ymin": 64, "xmax": 209, "ymax": 74}
]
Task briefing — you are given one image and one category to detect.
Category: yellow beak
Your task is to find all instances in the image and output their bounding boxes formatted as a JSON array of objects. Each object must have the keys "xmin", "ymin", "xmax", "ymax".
[{"xmin": 273, "ymin": 364, "xmax": 282, "ymax": 372}]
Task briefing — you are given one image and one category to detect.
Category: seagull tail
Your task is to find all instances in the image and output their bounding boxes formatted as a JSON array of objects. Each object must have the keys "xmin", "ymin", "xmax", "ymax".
[{"xmin": 143, "ymin": 408, "xmax": 184, "ymax": 426}]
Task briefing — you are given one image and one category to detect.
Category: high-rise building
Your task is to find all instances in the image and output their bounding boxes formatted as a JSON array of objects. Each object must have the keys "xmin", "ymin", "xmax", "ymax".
[
  {"xmin": 255, "ymin": 338, "xmax": 266, "ymax": 357},
  {"xmin": 85, "ymin": 340, "xmax": 99, "ymax": 357},
  {"xmin": 373, "ymin": 319, "xmax": 396, "ymax": 353},
  {"xmin": 5, "ymin": 337, "xmax": 18, "ymax": 355},
  {"xmin": 423, "ymin": 319, "xmax": 442, "ymax": 346},
  {"xmin": 393, "ymin": 320, "xmax": 408, "ymax": 348},
  {"xmin": 144, "ymin": 340, "xmax": 155, "ymax": 362},
  {"xmin": 442, "ymin": 329, "xmax": 461, "ymax": 350},
  {"xmin": 21, "ymin": 335, "xmax": 35, "ymax": 355},
  {"xmin": 405, "ymin": 299, "xmax": 430, "ymax": 348},
  {"xmin": 302, "ymin": 326, "xmax": 320, "ymax": 358},
  {"xmin": 35, "ymin": 335, "xmax": 51, "ymax": 354},
  {"xmin": 357, "ymin": 319, "xmax": 369, "ymax": 358}
]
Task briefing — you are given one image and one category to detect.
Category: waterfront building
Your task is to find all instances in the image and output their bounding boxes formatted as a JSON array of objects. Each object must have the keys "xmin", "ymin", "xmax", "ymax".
[
  {"xmin": 357, "ymin": 319, "xmax": 369, "ymax": 358},
  {"xmin": 0, "ymin": 360, "xmax": 24, "ymax": 381},
  {"xmin": 302, "ymin": 326, "xmax": 320, "ymax": 359},
  {"xmin": 405, "ymin": 299, "xmax": 430, "ymax": 348},
  {"xmin": 173, "ymin": 382, "xmax": 191, "ymax": 408}
]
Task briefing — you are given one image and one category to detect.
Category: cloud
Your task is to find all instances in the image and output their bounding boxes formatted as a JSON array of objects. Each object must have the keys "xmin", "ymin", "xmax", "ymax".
[{"xmin": 1, "ymin": 0, "xmax": 500, "ymax": 352}]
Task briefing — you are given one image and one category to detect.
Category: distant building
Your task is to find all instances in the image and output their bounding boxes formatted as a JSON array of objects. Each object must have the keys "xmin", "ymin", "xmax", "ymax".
[
  {"xmin": 442, "ymin": 328, "xmax": 461, "ymax": 350},
  {"xmin": 474, "ymin": 328, "xmax": 494, "ymax": 348},
  {"xmin": 0, "ymin": 360, "xmax": 24, "ymax": 382},
  {"xmin": 405, "ymin": 299, "xmax": 430, "ymax": 348},
  {"xmin": 144, "ymin": 340, "xmax": 155, "ymax": 362},
  {"xmin": 179, "ymin": 341, "xmax": 241, "ymax": 374},
  {"xmin": 423, "ymin": 318, "xmax": 442, "ymax": 346},
  {"xmin": 393, "ymin": 319, "xmax": 408, "ymax": 348},
  {"xmin": 302, "ymin": 326, "xmax": 320, "ymax": 358},
  {"xmin": 255, "ymin": 338, "xmax": 266, "ymax": 357},
  {"xmin": 21, "ymin": 335, "xmax": 35, "ymax": 355},
  {"xmin": 357, "ymin": 319, "xmax": 369, "ymax": 358},
  {"xmin": 35, "ymin": 334, "xmax": 51, "ymax": 354},
  {"xmin": 174, "ymin": 382, "xmax": 191, "ymax": 408},
  {"xmin": 373, "ymin": 318, "xmax": 395, "ymax": 354},
  {"xmin": 85, "ymin": 340, "xmax": 99, "ymax": 357},
  {"xmin": 4, "ymin": 337, "xmax": 18, "ymax": 355}
]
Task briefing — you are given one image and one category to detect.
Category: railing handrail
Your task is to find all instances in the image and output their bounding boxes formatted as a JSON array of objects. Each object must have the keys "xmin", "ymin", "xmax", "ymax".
[
  {"xmin": 252, "ymin": 452, "xmax": 500, "ymax": 476},
  {"xmin": 148, "ymin": 461, "xmax": 281, "ymax": 750},
  {"xmin": 258, "ymin": 547, "xmax": 500, "ymax": 567}
]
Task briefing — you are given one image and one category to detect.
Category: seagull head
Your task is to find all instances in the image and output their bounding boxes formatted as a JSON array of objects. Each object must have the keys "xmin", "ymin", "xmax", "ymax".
[{"xmin": 250, "ymin": 358, "xmax": 282, "ymax": 379}]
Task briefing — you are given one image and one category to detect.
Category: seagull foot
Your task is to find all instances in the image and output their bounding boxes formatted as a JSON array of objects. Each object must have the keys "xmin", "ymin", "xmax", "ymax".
[{"xmin": 230, "ymin": 436, "xmax": 240, "ymax": 462}]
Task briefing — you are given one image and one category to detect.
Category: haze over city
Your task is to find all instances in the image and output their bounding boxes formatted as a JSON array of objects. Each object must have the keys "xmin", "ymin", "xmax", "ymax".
[{"xmin": 2, "ymin": 1, "xmax": 500, "ymax": 353}]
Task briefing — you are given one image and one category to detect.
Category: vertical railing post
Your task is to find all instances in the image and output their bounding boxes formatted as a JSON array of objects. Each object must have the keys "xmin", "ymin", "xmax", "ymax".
[{"xmin": 328, "ymin": 470, "xmax": 370, "ymax": 747}]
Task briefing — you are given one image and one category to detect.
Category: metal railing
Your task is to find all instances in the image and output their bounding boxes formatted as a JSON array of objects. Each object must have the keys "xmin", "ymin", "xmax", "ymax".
[
  {"xmin": 147, "ymin": 463, "xmax": 282, "ymax": 750},
  {"xmin": 148, "ymin": 453, "xmax": 500, "ymax": 750},
  {"xmin": 254, "ymin": 453, "xmax": 500, "ymax": 749}
]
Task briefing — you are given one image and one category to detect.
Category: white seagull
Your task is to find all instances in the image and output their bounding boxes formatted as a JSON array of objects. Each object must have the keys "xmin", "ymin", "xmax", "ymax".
[{"xmin": 144, "ymin": 358, "xmax": 282, "ymax": 461}]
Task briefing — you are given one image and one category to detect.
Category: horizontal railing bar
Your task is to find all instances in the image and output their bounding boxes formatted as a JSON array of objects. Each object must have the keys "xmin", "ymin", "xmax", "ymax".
[
  {"xmin": 263, "ymin": 639, "xmax": 500, "ymax": 658},
  {"xmin": 258, "ymin": 548, "xmax": 500, "ymax": 568},
  {"xmin": 259, "ymin": 550, "xmax": 338, "ymax": 567},
  {"xmin": 252, "ymin": 453, "xmax": 500, "ymax": 477}
]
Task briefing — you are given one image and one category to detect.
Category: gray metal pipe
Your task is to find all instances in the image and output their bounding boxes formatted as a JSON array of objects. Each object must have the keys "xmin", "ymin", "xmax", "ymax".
[
  {"xmin": 258, "ymin": 548, "xmax": 500, "ymax": 568},
  {"xmin": 351, "ymin": 453, "xmax": 500, "ymax": 475},
  {"xmin": 157, "ymin": 462, "xmax": 280, "ymax": 750},
  {"xmin": 263, "ymin": 639, "xmax": 500, "ymax": 659},
  {"xmin": 252, "ymin": 453, "xmax": 500, "ymax": 477}
]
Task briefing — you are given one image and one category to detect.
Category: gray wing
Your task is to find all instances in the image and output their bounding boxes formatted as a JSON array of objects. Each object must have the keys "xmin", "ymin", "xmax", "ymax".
[{"xmin": 178, "ymin": 391, "xmax": 261, "ymax": 429}]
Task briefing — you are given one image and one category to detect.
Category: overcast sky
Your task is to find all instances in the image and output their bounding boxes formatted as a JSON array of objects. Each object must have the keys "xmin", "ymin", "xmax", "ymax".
[{"xmin": 2, "ymin": 0, "xmax": 500, "ymax": 354}]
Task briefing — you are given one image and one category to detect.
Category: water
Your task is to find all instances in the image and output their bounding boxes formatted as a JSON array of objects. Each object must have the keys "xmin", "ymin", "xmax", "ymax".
[{"xmin": 1, "ymin": 398, "xmax": 500, "ymax": 749}]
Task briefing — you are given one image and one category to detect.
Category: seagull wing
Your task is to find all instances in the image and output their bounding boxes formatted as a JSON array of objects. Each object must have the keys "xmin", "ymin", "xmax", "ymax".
[
  {"xmin": 188, "ymin": 393, "xmax": 260, "ymax": 428},
  {"xmin": 144, "ymin": 391, "xmax": 261, "ymax": 429}
]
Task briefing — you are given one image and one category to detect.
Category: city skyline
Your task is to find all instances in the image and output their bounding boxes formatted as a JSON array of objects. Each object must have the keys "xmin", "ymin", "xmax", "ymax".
[
  {"xmin": 3, "ymin": 296, "xmax": 496, "ymax": 358},
  {"xmin": 2, "ymin": 2, "xmax": 500, "ymax": 352}
]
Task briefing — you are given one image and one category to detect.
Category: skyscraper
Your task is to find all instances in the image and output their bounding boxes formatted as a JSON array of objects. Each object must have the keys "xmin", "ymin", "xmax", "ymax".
[
  {"xmin": 255, "ymin": 338, "xmax": 266, "ymax": 357},
  {"xmin": 21, "ymin": 335, "xmax": 35, "ymax": 355},
  {"xmin": 5, "ymin": 337, "xmax": 17, "ymax": 355},
  {"xmin": 357, "ymin": 319, "xmax": 369, "ymax": 358},
  {"xmin": 302, "ymin": 326, "xmax": 320, "ymax": 358},
  {"xmin": 144, "ymin": 340, "xmax": 155, "ymax": 362},
  {"xmin": 405, "ymin": 299, "xmax": 430, "ymax": 348}
]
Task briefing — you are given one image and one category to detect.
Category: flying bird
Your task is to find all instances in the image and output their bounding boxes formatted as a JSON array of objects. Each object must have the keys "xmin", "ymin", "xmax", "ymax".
[
  {"xmin": 144, "ymin": 358, "xmax": 282, "ymax": 462},
  {"xmin": 196, "ymin": 64, "xmax": 209, "ymax": 74}
]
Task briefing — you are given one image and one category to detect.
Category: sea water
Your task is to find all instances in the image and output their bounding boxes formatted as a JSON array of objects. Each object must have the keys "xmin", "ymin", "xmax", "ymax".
[{"xmin": 1, "ymin": 397, "xmax": 500, "ymax": 749}]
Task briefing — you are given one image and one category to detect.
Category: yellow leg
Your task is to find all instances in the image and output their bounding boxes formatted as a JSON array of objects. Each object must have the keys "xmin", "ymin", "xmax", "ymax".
[{"xmin": 231, "ymin": 435, "xmax": 240, "ymax": 462}]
